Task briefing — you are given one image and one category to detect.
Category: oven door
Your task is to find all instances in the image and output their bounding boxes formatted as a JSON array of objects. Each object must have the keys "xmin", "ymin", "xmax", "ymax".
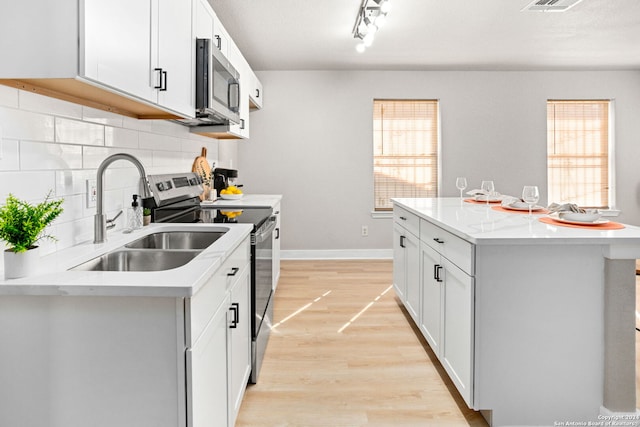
[{"xmin": 251, "ymin": 216, "xmax": 276, "ymax": 384}]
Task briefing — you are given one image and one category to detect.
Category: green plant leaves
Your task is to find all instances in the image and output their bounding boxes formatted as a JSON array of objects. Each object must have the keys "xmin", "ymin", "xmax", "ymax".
[{"xmin": 0, "ymin": 191, "xmax": 64, "ymax": 253}]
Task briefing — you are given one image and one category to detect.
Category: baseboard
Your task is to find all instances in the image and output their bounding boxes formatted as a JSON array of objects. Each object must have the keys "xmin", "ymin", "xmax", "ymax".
[{"xmin": 281, "ymin": 249, "xmax": 393, "ymax": 260}]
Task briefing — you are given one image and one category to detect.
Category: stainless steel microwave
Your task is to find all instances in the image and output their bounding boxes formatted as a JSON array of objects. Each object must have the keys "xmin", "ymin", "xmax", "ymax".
[{"xmin": 194, "ymin": 38, "xmax": 240, "ymax": 125}]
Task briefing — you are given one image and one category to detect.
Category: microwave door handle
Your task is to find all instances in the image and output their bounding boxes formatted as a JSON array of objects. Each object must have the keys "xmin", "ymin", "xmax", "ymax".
[{"xmin": 229, "ymin": 81, "xmax": 240, "ymax": 112}]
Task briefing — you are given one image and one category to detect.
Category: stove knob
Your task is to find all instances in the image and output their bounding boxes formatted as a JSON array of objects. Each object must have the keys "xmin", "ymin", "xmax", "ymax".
[{"xmin": 156, "ymin": 182, "xmax": 165, "ymax": 191}]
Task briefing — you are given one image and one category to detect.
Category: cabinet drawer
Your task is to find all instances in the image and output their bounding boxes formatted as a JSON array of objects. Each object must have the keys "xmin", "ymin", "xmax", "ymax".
[
  {"xmin": 188, "ymin": 238, "xmax": 250, "ymax": 347},
  {"xmin": 421, "ymin": 219, "xmax": 474, "ymax": 275},
  {"xmin": 394, "ymin": 206, "xmax": 420, "ymax": 237}
]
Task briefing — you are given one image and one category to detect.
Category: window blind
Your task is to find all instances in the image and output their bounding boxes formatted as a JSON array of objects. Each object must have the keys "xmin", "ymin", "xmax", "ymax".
[
  {"xmin": 373, "ymin": 100, "xmax": 439, "ymax": 211},
  {"xmin": 547, "ymin": 100, "xmax": 610, "ymax": 209}
]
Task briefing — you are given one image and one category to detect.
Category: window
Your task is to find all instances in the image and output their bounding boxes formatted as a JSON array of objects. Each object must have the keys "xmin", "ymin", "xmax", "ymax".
[
  {"xmin": 373, "ymin": 99, "xmax": 439, "ymax": 211},
  {"xmin": 547, "ymin": 100, "xmax": 611, "ymax": 209}
]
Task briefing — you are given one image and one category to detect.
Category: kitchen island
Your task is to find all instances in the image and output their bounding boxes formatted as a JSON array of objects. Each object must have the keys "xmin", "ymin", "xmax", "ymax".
[
  {"xmin": 0, "ymin": 223, "xmax": 254, "ymax": 427},
  {"xmin": 393, "ymin": 197, "xmax": 640, "ymax": 427}
]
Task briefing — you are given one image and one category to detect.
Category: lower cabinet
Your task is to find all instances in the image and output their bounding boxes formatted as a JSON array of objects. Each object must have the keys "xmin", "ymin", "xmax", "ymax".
[
  {"xmin": 393, "ymin": 221, "xmax": 419, "ymax": 321},
  {"xmin": 0, "ymin": 237, "xmax": 252, "ymax": 427},
  {"xmin": 394, "ymin": 212, "xmax": 475, "ymax": 407},
  {"xmin": 188, "ymin": 294, "xmax": 230, "ymax": 427}
]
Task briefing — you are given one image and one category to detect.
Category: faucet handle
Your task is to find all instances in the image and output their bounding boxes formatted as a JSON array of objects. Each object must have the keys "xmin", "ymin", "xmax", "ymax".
[{"xmin": 106, "ymin": 210, "xmax": 123, "ymax": 230}]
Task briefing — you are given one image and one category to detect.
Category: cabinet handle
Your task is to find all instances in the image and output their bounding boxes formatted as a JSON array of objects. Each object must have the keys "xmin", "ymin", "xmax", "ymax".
[
  {"xmin": 160, "ymin": 70, "xmax": 167, "ymax": 91},
  {"xmin": 399, "ymin": 216, "xmax": 407, "ymax": 221},
  {"xmin": 240, "ymin": 118, "xmax": 245, "ymax": 130},
  {"xmin": 229, "ymin": 303, "xmax": 239, "ymax": 328},
  {"xmin": 153, "ymin": 68, "xmax": 163, "ymax": 89},
  {"xmin": 275, "ymin": 228, "xmax": 280, "ymax": 239},
  {"xmin": 227, "ymin": 267, "xmax": 240, "ymax": 276},
  {"xmin": 214, "ymin": 35, "xmax": 222, "ymax": 50},
  {"xmin": 399, "ymin": 235, "xmax": 406, "ymax": 248},
  {"xmin": 433, "ymin": 238, "xmax": 444, "ymax": 244},
  {"xmin": 434, "ymin": 264, "xmax": 443, "ymax": 282},
  {"xmin": 256, "ymin": 88, "xmax": 260, "ymax": 98}
]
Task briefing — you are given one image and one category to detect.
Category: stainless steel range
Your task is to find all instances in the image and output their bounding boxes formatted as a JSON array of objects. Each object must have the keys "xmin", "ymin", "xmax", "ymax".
[{"xmin": 146, "ymin": 172, "xmax": 275, "ymax": 384}]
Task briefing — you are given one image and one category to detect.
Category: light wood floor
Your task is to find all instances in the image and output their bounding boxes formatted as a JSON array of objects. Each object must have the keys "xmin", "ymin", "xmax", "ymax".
[{"xmin": 236, "ymin": 260, "xmax": 488, "ymax": 427}]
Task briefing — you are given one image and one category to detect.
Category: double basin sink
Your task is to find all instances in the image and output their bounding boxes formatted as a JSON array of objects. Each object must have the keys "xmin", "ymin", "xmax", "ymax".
[{"xmin": 71, "ymin": 231, "xmax": 226, "ymax": 272}]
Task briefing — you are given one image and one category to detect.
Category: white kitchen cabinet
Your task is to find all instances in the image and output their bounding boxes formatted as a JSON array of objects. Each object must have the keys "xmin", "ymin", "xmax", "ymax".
[
  {"xmin": 419, "ymin": 243, "xmax": 442, "ymax": 354},
  {"xmin": 0, "ymin": 1, "xmax": 193, "ymax": 119},
  {"xmin": 393, "ymin": 206, "xmax": 474, "ymax": 407},
  {"xmin": 188, "ymin": 295, "xmax": 229, "ymax": 427},
  {"xmin": 393, "ymin": 207, "xmax": 420, "ymax": 321},
  {"xmin": 0, "ymin": 236, "xmax": 252, "ymax": 427},
  {"xmin": 227, "ymin": 263, "xmax": 251, "ymax": 427},
  {"xmin": 212, "ymin": 12, "xmax": 231, "ymax": 57},
  {"xmin": 248, "ymin": 67, "xmax": 263, "ymax": 110},
  {"xmin": 84, "ymin": 0, "xmax": 193, "ymax": 117},
  {"xmin": 272, "ymin": 201, "xmax": 281, "ymax": 289}
]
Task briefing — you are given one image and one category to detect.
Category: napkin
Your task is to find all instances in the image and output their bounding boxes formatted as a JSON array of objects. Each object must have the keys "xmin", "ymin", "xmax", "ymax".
[
  {"xmin": 466, "ymin": 189, "xmax": 487, "ymax": 196},
  {"xmin": 547, "ymin": 203, "xmax": 586, "ymax": 214},
  {"xmin": 501, "ymin": 196, "xmax": 528, "ymax": 208}
]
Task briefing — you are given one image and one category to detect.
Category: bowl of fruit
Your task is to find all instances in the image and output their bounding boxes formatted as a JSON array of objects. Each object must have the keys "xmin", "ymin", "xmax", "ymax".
[{"xmin": 219, "ymin": 185, "xmax": 243, "ymax": 200}]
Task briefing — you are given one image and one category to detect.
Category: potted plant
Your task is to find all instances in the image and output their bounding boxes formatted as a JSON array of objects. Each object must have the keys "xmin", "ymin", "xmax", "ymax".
[
  {"xmin": 0, "ymin": 191, "xmax": 64, "ymax": 279},
  {"xmin": 143, "ymin": 207, "xmax": 151, "ymax": 226}
]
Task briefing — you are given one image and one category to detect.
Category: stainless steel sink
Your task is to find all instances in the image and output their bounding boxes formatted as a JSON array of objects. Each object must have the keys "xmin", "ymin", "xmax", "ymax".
[
  {"xmin": 70, "ymin": 249, "xmax": 200, "ymax": 272},
  {"xmin": 125, "ymin": 231, "xmax": 226, "ymax": 250}
]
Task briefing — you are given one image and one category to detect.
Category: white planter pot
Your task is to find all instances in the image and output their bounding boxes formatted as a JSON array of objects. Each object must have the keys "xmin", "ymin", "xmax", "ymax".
[{"xmin": 4, "ymin": 246, "xmax": 40, "ymax": 280}]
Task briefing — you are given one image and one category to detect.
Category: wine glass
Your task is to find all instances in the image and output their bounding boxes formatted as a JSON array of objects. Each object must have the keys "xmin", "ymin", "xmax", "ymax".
[
  {"xmin": 455, "ymin": 177, "xmax": 467, "ymax": 200},
  {"xmin": 522, "ymin": 185, "xmax": 540, "ymax": 217},
  {"xmin": 480, "ymin": 180, "xmax": 494, "ymax": 206}
]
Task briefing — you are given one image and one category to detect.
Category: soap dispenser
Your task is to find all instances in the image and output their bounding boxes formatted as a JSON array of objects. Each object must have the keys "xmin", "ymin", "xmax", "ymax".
[{"xmin": 128, "ymin": 194, "xmax": 143, "ymax": 230}]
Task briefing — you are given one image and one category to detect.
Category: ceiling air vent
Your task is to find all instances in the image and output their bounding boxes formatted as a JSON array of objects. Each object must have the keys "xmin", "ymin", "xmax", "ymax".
[{"xmin": 521, "ymin": 0, "xmax": 585, "ymax": 12}]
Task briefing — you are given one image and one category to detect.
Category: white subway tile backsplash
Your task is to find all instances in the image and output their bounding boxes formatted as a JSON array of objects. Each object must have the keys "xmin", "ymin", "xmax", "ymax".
[
  {"xmin": 105, "ymin": 126, "xmax": 139, "ymax": 148},
  {"xmin": 0, "ymin": 170, "xmax": 58, "ymax": 203},
  {"xmin": 139, "ymin": 131, "xmax": 179, "ymax": 151},
  {"xmin": 19, "ymin": 90, "xmax": 83, "ymax": 119},
  {"xmin": 55, "ymin": 117, "xmax": 104, "ymax": 146},
  {"xmin": 20, "ymin": 141, "xmax": 83, "ymax": 170},
  {"xmin": 0, "ymin": 138, "xmax": 20, "ymax": 171},
  {"xmin": 0, "ymin": 85, "xmax": 19, "ymax": 108},
  {"xmin": 0, "ymin": 87, "xmax": 226, "ymax": 263},
  {"xmin": 56, "ymin": 169, "xmax": 96, "ymax": 198},
  {"xmin": 0, "ymin": 106, "xmax": 55, "ymax": 141},
  {"xmin": 82, "ymin": 106, "xmax": 124, "ymax": 128}
]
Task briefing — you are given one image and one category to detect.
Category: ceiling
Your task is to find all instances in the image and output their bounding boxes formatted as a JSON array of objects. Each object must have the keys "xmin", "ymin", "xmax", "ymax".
[{"xmin": 211, "ymin": 0, "xmax": 640, "ymax": 71}]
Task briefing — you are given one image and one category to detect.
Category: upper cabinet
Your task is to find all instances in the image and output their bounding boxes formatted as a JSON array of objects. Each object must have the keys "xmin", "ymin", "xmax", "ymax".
[
  {"xmin": 248, "ymin": 68, "xmax": 263, "ymax": 110},
  {"xmin": 0, "ymin": 0, "xmax": 261, "ymax": 136},
  {"xmin": 83, "ymin": 0, "xmax": 193, "ymax": 117},
  {"xmin": 0, "ymin": 0, "xmax": 193, "ymax": 119}
]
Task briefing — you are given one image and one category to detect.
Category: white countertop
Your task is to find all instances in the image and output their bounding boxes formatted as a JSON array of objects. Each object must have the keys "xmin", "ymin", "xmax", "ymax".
[
  {"xmin": 0, "ymin": 223, "xmax": 253, "ymax": 297},
  {"xmin": 201, "ymin": 194, "xmax": 282, "ymax": 209},
  {"xmin": 394, "ymin": 197, "xmax": 640, "ymax": 249}
]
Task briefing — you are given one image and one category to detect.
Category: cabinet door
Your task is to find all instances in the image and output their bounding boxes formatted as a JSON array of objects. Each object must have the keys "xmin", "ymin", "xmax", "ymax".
[
  {"xmin": 248, "ymin": 67, "xmax": 263, "ymax": 110},
  {"xmin": 227, "ymin": 265, "xmax": 251, "ymax": 427},
  {"xmin": 441, "ymin": 258, "xmax": 474, "ymax": 406},
  {"xmin": 187, "ymin": 295, "xmax": 229, "ymax": 427},
  {"xmin": 194, "ymin": 0, "xmax": 214, "ymax": 40},
  {"xmin": 272, "ymin": 203, "xmax": 281, "ymax": 289},
  {"xmin": 420, "ymin": 243, "xmax": 442, "ymax": 355},
  {"xmin": 156, "ymin": 0, "xmax": 194, "ymax": 117},
  {"xmin": 226, "ymin": 42, "xmax": 250, "ymax": 139},
  {"xmin": 403, "ymin": 231, "xmax": 420, "ymax": 322},
  {"xmin": 393, "ymin": 222, "xmax": 407, "ymax": 301},
  {"xmin": 83, "ymin": 0, "xmax": 156, "ymax": 103}
]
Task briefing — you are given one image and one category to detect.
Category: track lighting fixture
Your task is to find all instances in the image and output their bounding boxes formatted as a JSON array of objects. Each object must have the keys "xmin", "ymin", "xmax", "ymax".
[{"xmin": 352, "ymin": 0, "xmax": 391, "ymax": 53}]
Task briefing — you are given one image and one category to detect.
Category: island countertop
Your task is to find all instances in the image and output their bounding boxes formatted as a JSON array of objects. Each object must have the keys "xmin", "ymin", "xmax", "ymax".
[{"xmin": 393, "ymin": 197, "xmax": 640, "ymax": 250}]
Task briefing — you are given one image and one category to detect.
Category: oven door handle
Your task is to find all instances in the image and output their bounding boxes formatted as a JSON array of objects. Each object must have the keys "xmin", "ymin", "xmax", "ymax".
[{"xmin": 254, "ymin": 217, "xmax": 277, "ymax": 243}]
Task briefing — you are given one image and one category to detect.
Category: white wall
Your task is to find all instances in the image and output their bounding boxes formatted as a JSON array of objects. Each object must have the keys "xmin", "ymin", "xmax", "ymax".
[
  {"xmin": 238, "ymin": 70, "xmax": 640, "ymax": 254},
  {"xmin": 0, "ymin": 85, "xmax": 237, "ymax": 271}
]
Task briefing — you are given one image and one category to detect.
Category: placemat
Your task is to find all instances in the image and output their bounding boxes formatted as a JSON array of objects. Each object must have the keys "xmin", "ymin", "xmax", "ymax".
[
  {"xmin": 539, "ymin": 216, "xmax": 625, "ymax": 230},
  {"xmin": 492, "ymin": 206, "xmax": 550, "ymax": 214},
  {"xmin": 464, "ymin": 198, "xmax": 501, "ymax": 205}
]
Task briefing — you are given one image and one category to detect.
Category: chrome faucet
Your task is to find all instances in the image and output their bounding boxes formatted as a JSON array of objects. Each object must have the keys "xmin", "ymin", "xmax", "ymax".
[{"xmin": 94, "ymin": 153, "xmax": 153, "ymax": 243}]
